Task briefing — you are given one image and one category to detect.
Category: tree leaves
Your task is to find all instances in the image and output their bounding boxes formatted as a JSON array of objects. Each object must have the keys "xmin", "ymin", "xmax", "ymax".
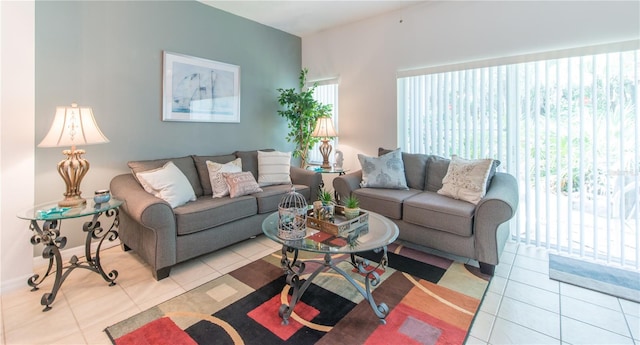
[{"xmin": 277, "ymin": 68, "xmax": 333, "ymax": 167}]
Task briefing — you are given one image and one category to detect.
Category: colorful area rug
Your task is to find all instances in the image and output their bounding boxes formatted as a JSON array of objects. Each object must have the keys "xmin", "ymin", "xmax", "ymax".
[
  {"xmin": 549, "ymin": 254, "xmax": 640, "ymax": 303},
  {"xmin": 105, "ymin": 243, "xmax": 490, "ymax": 345}
]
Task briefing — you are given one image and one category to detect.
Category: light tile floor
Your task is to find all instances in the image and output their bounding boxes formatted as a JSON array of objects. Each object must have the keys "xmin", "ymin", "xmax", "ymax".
[{"xmin": 1, "ymin": 236, "xmax": 638, "ymax": 344}]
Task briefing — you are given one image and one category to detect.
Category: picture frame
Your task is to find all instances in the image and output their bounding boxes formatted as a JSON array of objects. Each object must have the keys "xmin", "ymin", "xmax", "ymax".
[{"xmin": 162, "ymin": 51, "xmax": 240, "ymax": 123}]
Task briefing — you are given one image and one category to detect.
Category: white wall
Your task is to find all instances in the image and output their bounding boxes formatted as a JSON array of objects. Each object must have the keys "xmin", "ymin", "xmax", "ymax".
[
  {"xmin": 302, "ymin": 1, "xmax": 640, "ymax": 171},
  {"xmin": 0, "ymin": 1, "xmax": 36, "ymax": 292}
]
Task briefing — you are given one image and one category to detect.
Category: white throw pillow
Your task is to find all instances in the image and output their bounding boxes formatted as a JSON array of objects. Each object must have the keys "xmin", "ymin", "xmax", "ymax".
[
  {"xmin": 358, "ymin": 148, "xmax": 409, "ymax": 190},
  {"xmin": 437, "ymin": 155, "xmax": 494, "ymax": 205},
  {"xmin": 257, "ymin": 150, "xmax": 292, "ymax": 187},
  {"xmin": 135, "ymin": 161, "xmax": 196, "ymax": 208},
  {"xmin": 206, "ymin": 158, "xmax": 242, "ymax": 198}
]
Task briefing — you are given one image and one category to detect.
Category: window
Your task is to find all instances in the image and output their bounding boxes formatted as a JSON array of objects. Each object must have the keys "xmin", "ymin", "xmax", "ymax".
[
  {"xmin": 398, "ymin": 44, "xmax": 639, "ymax": 269},
  {"xmin": 309, "ymin": 80, "xmax": 339, "ymax": 165}
]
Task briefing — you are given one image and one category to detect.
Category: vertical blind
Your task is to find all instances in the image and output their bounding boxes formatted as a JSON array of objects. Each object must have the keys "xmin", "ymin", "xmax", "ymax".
[
  {"xmin": 398, "ymin": 48, "xmax": 639, "ymax": 269},
  {"xmin": 309, "ymin": 82, "xmax": 339, "ymax": 165}
]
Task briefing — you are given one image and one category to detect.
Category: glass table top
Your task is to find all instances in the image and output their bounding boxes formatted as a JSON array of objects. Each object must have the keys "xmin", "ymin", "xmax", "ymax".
[
  {"xmin": 306, "ymin": 166, "xmax": 348, "ymax": 174},
  {"xmin": 17, "ymin": 199, "xmax": 123, "ymax": 221},
  {"xmin": 262, "ymin": 211, "xmax": 398, "ymax": 254}
]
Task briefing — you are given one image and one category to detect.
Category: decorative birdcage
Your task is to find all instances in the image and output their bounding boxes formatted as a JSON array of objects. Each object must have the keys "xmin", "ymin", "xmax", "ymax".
[{"xmin": 278, "ymin": 187, "xmax": 308, "ymax": 240}]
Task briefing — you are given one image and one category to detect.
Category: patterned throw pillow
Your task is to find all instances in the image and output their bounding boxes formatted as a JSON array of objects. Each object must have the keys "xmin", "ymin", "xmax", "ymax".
[
  {"xmin": 222, "ymin": 171, "xmax": 263, "ymax": 198},
  {"xmin": 206, "ymin": 158, "xmax": 242, "ymax": 198},
  {"xmin": 358, "ymin": 148, "xmax": 409, "ymax": 190},
  {"xmin": 135, "ymin": 161, "xmax": 196, "ymax": 208},
  {"xmin": 257, "ymin": 150, "xmax": 292, "ymax": 187},
  {"xmin": 437, "ymin": 155, "xmax": 494, "ymax": 205}
]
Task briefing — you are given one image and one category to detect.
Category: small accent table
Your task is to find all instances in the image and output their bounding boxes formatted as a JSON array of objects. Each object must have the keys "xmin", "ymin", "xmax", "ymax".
[
  {"xmin": 262, "ymin": 211, "xmax": 399, "ymax": 325},
  {"xmin": 17, "ymin": 199, "xmax": 122, "ymax": 311},
  {"xmin": 306, "ymin": 166, "xmax": 348, "ymax": 176},
  {"xmin": 306, "ymin": 166, "xmax": 349, "ymax": 201}
]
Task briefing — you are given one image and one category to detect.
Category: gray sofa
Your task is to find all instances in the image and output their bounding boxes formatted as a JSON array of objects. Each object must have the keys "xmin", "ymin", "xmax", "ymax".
[
  {"xmin": 333, "ymin": 148, "xmax": 519, "ymax": 275},
  {"xmin": 110, "ymin": 149, "xmax": 322, "ymax": 280}
]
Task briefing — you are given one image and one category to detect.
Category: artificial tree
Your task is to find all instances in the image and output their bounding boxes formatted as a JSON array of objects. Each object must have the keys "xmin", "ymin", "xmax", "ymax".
[{"xmin": 277, "ymin": 68, "xmax": 332, "ymax": 168}]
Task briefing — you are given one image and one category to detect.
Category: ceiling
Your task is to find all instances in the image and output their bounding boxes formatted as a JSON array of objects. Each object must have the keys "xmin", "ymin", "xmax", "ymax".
[{"xmin": 200, "ymin": 1, "xmax": 426, "ymax": 37}]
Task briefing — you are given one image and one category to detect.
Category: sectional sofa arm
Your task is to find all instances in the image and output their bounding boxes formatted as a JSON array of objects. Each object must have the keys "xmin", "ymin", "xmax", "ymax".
[
  {"xmin": 473, "ymin": 172, "xmax": 519, "ymax": 264},
  {"xmin": 110, "ymin": 174, "xmax": 177, "ymax": 233},
  {"xmin": 333, "ymin": 170, "xmax": 363, "ymax": 201},
  {"xmin": 290, "ymin": 167, "xmax": 323, "ymax": 202}
]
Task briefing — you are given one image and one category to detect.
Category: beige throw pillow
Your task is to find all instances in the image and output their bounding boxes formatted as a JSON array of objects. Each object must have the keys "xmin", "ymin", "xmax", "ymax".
[
  {"xmin": 223, "ymin": 171, "xmax": 263, "ymax": 198},
  {"xmin": 135, "ymin": 161, "xmax": 196, "ymax": 208},
  {"xmin": 437, "ymin": 155, "xmax": 494, "ymax": 205},
  {"xmin": 206, "ymin": 158, "xmax": 242, "ymax": 198},
  {"xmin": 257, "ymin": 150, "xmax": 292, "ymax": 187}
]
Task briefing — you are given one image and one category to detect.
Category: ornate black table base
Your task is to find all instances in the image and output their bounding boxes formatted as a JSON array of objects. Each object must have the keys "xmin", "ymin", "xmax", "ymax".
[
  {"xmin": 278, "ymin": 245, "xmax": 390, "ymax": 325},
  {"xmin": 27, "ymin": 208, "xmax": 119, "ymax": 311}
]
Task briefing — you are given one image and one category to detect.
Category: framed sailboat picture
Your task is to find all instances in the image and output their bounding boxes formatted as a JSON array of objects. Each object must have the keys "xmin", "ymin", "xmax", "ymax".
[{"xmin": 162, "ymin": 51, "xmax": 240, "ymax": 123}]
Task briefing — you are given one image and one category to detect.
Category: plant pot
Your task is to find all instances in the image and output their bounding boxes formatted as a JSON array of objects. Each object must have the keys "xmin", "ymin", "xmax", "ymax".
[
  {"xmin": 324, "ymin": 204, "xmax": 335, "ymax": 219},
  {"xmin": 344, "ymin": 207, "xmax": 360, "ymax": 220}
]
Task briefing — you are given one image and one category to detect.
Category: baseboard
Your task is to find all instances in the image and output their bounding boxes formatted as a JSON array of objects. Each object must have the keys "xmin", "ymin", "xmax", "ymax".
[{"xmin": 1, "ymin": 239, "xmax": 121, "ymax": 294}]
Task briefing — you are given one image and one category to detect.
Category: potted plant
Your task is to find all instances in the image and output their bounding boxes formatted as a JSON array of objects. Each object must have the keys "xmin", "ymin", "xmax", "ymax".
[
  {"xmin": 277, "ymin": 68, "xmax": 332, "ymax": 168},
  {"xmin": 315, "ymin": 188, "xmax": 335, "ymax": 221},
  {"xmin": 318, "ymin": 189, "xmax": 334, "ymax": 206},
  {"xmin": 342, "ymin": 195, "xmax": 360, "ymax": 220}
]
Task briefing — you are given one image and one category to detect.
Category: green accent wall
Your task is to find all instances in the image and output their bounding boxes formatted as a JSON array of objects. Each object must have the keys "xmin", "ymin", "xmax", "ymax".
[{"xmin": 34, "ymin": 1, "xmax": 300, "ymax": 250}]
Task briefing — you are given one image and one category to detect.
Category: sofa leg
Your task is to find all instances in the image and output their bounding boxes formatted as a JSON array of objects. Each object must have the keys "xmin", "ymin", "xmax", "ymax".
[
  {"xmin": 121, "ymin": 243, "xmax": 131, "ymax": 252},
  {"xmin": 479, "ymin": 262, "xmax": 495, "ymax": 276},
  {"xmin": 154, "ymin": 267, "xmax": 171, "ymax": 281}
]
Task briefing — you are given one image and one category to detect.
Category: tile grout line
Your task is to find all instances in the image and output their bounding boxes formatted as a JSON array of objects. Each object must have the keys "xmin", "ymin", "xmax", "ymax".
[
  {"xmin": 558, "ymin": 280, "xmax": 564, "ymax": 344},
  {"xmin": 485, "ymin": 243, "xmax": 516, "ymax": 345}
]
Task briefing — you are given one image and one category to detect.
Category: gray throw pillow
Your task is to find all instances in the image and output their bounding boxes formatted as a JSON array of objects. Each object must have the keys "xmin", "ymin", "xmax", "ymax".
[
  {"xmin": 378, "ymin": 147, "xmax": 429, "ymax": 190},
  {"xmin": 358, "ymin": 148, "xmax": 409, "ymax": 190},
  {"xmin": 425, "ymin": 155, "xmax": 451, "ymax": 192}
]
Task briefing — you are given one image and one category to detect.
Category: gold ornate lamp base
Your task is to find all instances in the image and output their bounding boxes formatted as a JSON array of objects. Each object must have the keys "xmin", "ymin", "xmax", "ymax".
[
  {"xmin": 56, "ymin": 148, "xmax": 90, "ymax": 207},
  {"xmin": 319, "ymin": 139, "xmax": 333, "ymax": 169}
]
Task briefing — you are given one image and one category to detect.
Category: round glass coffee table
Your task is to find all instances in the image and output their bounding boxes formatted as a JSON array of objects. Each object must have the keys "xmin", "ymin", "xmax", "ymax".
[{"xmin": 262, "ymin": 210, "xmax": 399, "ymax": 325}]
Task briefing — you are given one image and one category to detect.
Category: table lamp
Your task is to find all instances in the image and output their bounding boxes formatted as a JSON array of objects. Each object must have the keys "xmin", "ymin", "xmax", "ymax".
[
  {"xmin": 311, "ymin": 116, "xmax": 338, "ymax": 169},
  {"xmin": 38, "ymin": 103, "xmax": 110, "ymax": 207}
]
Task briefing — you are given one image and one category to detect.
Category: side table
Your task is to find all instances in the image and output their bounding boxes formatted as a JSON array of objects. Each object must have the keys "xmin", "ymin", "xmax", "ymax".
[
  {"xmin": 306, "ymin": 166, "xmax": 349, "ymax": 201},
  {"xmin": 306, "ymin": 166, "xmax": 348, "ymax": 177},
  {"xmin": 17, "ymin": 199, "xmax": 122, "ymax": 311}
]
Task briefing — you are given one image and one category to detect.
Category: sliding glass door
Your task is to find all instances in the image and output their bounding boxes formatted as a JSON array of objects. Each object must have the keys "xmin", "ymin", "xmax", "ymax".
[{"xmin": 398, "ymin": 46, "xmax": 639, "ymax": 269}]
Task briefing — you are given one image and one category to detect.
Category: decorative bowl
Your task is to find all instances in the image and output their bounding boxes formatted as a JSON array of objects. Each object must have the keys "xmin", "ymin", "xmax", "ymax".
[{"xmin": 94, "ymin": 189, "xmax": 111, "ymax": 204}]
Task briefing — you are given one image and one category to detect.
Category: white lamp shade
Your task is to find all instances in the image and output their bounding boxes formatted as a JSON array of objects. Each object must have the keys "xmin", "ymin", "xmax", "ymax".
[
  {"xmin": 38, "ymin": 103, "xmax": 110, "ymax": 148},
  {"xmin": 311, "ymin": 117, "xmax": 338, "ymax": 138}
]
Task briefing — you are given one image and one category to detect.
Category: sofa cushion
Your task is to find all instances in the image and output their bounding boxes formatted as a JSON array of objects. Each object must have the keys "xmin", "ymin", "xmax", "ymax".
[
  {"xmin": 403, "ymin": 191, "xmax": 475, "ymax": 237},
  {"xmin": 257, "ymin": 150, "xmax": 292, "ymax": 186},
  {"xmin": 193, "ymin": 154, "xmax": 237, "ymax": 196},
  {"xmin": 487, "ymin": 159, "xmax": 501, "ymax": 188},
  {"xmin": 425, "ymin": 155, "xmax": 450, "ymax": 192},
  {"xmin": 207, "ymin": 158, "xmax": 243, "ymax": 198},
  {"xmin": 223, "ymin": 172, "xmax": 263, "ymax": 198},
  {"xmin": 128, "ymin": 156, "xmax": 203, "ymax": 197},
  {"xmin": 358, "ymin": 148, "xmax": 409, "ymax": 190},
  {"xmin": 173, "ymin": 196, "xmax": 257, "ymax": 235},
  {"xmin": 253, "ymin": 184, "xmax": 311, "ymax": 214},
  {"xmin": 437, "ymin": 155, "xmax": 494, "ymax": 205},
  {"xmin": 379, "ymin": 148, "xmax": 430, "ymax": 190},
  {"xmin": 352, "ymin": 188, "xmax": 422, "ymax": 220},
  {"xmin": 135, "ymin": 161, "xmax": 197, "ymax": 208},
  {"xmin": 426, "ymin": 155, "xmax": 501, "ymax": 194},
  {"xmin": 234, "ymin": 149, "xmax": 274, "ymax": 180}
]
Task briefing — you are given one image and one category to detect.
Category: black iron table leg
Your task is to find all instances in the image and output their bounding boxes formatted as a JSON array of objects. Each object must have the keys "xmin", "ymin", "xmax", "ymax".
[
  {"xmin": 26, "ymin": 209, "xmax": 119, "ymax": 311},
  {"xmin": 278, "ymin": 245, "xmax": 390, "ymax": 325}
]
